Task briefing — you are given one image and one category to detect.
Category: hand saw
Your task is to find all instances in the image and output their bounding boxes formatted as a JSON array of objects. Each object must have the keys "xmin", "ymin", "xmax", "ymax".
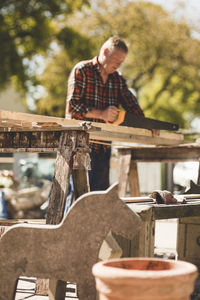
[{"xmin": 107, "ymin": 109, "xmax": 179, "ymax": 131}]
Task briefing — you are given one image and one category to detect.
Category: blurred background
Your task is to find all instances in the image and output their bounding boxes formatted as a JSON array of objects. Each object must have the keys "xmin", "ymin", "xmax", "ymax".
[{"xmin": 1, "ymin": 0, "xmax": 200, "ymax": 220}]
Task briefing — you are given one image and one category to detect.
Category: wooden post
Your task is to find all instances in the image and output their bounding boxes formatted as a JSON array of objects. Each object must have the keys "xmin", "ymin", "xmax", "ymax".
[
  {"xmin": 113, "ymin": 205, "xmax": 155, "ymax": 258},
  {"xmin": 197, "ymin": 162, "xmax": 200, "ymax": 185},
  {"xmin": 72, "ymin": 169, "xmax": 90, "ymax": 200},
  {"xmin": 177, "ymin": 216, "xmax": 200, "ymax": 266},
  {"xmin": 46, "ymin": 130, "xmax": 90, "ymax": 224},
  {"xmin": 118, "ymin": 149, "xmax": 132, "ymax": 197},
  {"xmin": 36, "ymin": 130, "xmax": 90, "ymax": 298},
  {"xmin": 128, "ymin": 161, "xmax": 140, "ymax": 197},
  {"xmin": 118, "ymin": 149, "xmax": 140, "ymax": 197}
]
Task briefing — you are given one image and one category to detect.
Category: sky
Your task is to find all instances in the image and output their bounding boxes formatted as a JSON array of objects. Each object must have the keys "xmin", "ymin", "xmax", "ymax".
[
  {"xmin": 145, "ymin": 0, "xmax": 200, "ymax": 40},
  {"xmin": 147, "ymin": 0, "xmax": 200, "ymax": 11},
  {"xmin": 146, "ymin": 0, "xmax": 200, "ymax": 22}
]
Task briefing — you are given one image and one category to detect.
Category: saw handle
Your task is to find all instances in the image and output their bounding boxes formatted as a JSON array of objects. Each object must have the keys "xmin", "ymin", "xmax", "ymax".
[{"xmin": 106, "ymin": 109, "xmax": 126, "ymax": 125}]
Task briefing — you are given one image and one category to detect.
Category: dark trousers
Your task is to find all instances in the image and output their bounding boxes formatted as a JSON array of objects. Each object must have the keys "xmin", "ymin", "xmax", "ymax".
[
  {"xmin": 65, "ymin": 146, "xmax": 111, "ymax": 212},
  {"xmin": 89, "ymin": 147, "xmax": 111, "ymax": 191}
]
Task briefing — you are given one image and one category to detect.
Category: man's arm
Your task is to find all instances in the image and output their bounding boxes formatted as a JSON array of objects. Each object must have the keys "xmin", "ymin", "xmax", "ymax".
[
  {"xmin": 66, "ymin": 67, "xmax": 90, "ymax": 120},
  {"xmin": 119, "ymin": 77, "xmax": 144, "ymax": 116}
]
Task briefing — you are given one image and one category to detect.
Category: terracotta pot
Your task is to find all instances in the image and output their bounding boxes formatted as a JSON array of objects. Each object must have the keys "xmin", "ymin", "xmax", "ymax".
[{"xmin": 92, "ymin": 257, "xmax": 198, "ymax": 300}]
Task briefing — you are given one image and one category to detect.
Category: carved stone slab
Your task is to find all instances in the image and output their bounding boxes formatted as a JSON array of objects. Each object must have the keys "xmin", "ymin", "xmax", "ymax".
[{"xmin": 0, "ymin": 183, "xmax": 141, "ymax": 300}]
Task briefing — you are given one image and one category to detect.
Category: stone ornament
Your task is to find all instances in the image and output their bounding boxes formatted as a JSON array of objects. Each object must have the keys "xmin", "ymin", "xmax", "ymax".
[{"xmin": 0, "ymin": 183, "xmax": 141, "ymax": 300}]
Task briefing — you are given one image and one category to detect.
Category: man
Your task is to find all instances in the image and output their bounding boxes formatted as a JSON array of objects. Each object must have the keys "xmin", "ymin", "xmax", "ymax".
[{"xmin": 66, "ymin": 36, "xmax": 144, "ymax": 193}]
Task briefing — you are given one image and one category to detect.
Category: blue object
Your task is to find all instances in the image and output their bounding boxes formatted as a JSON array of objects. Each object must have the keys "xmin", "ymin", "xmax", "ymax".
[
  {"xmin": 64, "ymin": 175, "xmax": 74, "ymax": 214},
  {"xmin": 0, "ymin": 191, "xmax": 9, "ymax": 219},
  {"xmin": 64, "ymin": 146, "xmax": 111, "ymax": 214}
]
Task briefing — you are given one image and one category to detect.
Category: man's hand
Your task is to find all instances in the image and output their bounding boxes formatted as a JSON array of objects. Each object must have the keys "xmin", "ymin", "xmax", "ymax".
[
  {"xmin": 85, "ymin": 106, "xmax": 118, "ymax": 122},
  {"xmin": 101, "ymin": 106, "xmax": 118, "ymax": 122},
  {"xmin": 151, "ymin": 129, "xmax": 160, "ymax": 137}
]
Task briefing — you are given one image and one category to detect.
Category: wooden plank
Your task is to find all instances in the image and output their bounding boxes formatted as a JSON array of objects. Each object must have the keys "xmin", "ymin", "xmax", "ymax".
[
  {"xmin": 0, "ymin": 130, "xmax": 90, "ymax": 152},
  {"xmin": 152, "ymin": 202, "xmax": 200, "ymax": 220},
  {"xmin": 122, "ymin": 196, "xmax": 154, "ymax": 203},
  {"xmin": 0, "ymin": 109, "xmax": 184, "ymax": 145},
  {"xmin": 0, "ymin": 219, "xmax": 45, "ymax": 226},
  {"xmin": 0, "ymin": 157, "xmax": 14, "ymax": 163},
  {"xmin": 89, "ymin": 122, "xmax": 184, "ymax": 145},
  {"xmin": 119, "ymin": 143, "xmax": 200, "ymax": 162},
  {"xmin": 0, "ymin": 123, "xmax": 96, "ymax": 133},
  {"xmin": 127, "ymin": 202, "xmax": 200, "ymax": 220}
]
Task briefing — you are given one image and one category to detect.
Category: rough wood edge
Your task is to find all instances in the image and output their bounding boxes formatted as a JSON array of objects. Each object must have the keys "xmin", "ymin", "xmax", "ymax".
[{"xmin": 0, "ymin": 109, "xmax": 184, "ymax": 145}]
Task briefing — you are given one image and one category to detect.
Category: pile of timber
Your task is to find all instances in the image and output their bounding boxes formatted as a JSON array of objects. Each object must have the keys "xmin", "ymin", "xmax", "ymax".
[{"xmin": 0, "ymin": 109, "xmax": 185, "ymax": 147}]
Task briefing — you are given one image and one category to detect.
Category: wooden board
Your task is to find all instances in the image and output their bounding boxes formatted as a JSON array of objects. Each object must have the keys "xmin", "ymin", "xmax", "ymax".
[
  {"xmin": 0, "ymin": 109, "xmax": 184, "ymax": 145},
  {"xmin": 118, "ymin": 143, "xmax": 200, "ymax": 162},
  {"xmin": 0, "ymin": 119, "xmax": 99, "ymax": 132},
  {"xmin": 128, "ymin": 202, "xmax": 200, "ymax": 220}
]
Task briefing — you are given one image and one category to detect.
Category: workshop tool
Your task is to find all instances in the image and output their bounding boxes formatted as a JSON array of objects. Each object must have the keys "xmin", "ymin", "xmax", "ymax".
[{"xmin": 107, "ymin": 106, "xmax": 179, "ymax": 131}]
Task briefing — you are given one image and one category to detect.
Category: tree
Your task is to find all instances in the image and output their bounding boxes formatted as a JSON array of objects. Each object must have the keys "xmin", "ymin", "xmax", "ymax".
[
  {"xmin": 0, "ymin": 0, "xmax": 89, "ymax": 94},
  {"xmin": 35, "ymin": 30, "xmax": 94, "ymax": 117}
]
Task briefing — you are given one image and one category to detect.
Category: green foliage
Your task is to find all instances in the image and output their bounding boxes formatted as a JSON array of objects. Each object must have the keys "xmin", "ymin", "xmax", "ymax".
[
  {"xmin": 57, "ymin": 27, "xmax": 94, "ymax": 60},
  {"xmin": 35, "ymin": 29, "xmax": 94, "ymax": 117},
  {"xmin": 0, "ymin": 0, "xmax": 89, "ymax": 92},
  {"xmin": 35, "ymin": 51, "xmax": 72, "ymax": 117}
]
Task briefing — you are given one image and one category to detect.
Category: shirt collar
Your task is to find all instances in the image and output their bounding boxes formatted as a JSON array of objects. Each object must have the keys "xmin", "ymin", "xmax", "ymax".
[
  {"xmin": 92, "ymin": 56, "xmax": 118, "ymax": 79},
  {"xmin": 92, "ymin": 56, "xmax": 101, "ymax": 72}
]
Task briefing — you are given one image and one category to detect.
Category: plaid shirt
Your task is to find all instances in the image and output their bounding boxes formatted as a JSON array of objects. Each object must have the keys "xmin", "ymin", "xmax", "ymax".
[{"xmin": 66, "ymin": 56, "xmax": 144, "ymax": 152}]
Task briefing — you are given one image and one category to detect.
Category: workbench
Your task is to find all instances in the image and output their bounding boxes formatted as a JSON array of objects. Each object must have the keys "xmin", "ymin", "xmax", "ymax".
[
  {"xmin": 0, "ymin": 109, "xmax": 185, "ymax": 225},
  {"xmin": 0, "ymin": 109, "xmax": 187, "ymax": 297},
  {"xmin": 113, "ymin": 200, "xmax": 200, "ymax": 265},
  {"xmin": 0, "ymin": 121, "xmax": 94, "ymax": 223},
  {"xmin": 0, "ymin": 115, "xmax": 98, "ymax": 296},
  {"xmin": 117, "ymin": 143, "xmax": 200, "ymax": 265}
]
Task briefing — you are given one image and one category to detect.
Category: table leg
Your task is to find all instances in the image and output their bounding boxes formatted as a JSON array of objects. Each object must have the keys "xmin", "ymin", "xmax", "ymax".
[
  {"xmin": 118, "ymin": 149, "xmax": 140, "ymax": 197},
  {"xmin": 118, "ymin": 149, "xmax": 132, "ymax": 197},
  {"xmin": 177, "ymin": 216, "xmax": 200, "ymax": 266},
  {"xmin": 113, "ymin": 211, "xmax": 155, "ymax": 258},
  {"xmin": 36, "ymin": 131, "xmax": 90, "ymax": 299},
  {"xmin": 128, "ymin": 161, "xmax": 140, "ymax": 197}
]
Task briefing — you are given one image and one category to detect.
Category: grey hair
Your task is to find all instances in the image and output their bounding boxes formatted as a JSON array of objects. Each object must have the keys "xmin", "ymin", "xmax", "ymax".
[{"xmin": 100, "ymin": 36, "xmax": 129, "ymax": 55}]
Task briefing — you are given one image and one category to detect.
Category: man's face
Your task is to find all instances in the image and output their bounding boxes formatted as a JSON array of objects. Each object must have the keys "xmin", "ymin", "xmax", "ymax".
[{"xmin": 102, "ymin": 48, "xmax": 127, "ymax": 74}]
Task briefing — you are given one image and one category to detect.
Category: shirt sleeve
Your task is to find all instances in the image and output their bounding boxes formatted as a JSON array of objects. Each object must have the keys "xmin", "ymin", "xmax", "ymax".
[
  {"xmin": 119, "ymin": 76, "xmax": 144, "ymax": 116},
  {"xmin": 65, "ymin": 67, "xmax": 92, "ymax": 120}
]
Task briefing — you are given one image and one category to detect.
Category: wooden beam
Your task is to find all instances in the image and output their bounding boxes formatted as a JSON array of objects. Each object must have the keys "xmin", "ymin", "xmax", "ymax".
[
  {"xmin": 118, "ymin": 143, "xmax": 200, "ymax": 162},
  {"xmin": 0, "ymin": 131, "xmax": 61, "ymax": 152},
  {"xmin": 89, "ymin": 122, "xmax": 184, "ymax": 145},
  {"xmin": 0, "ymin": 128, "xmax": 93, "ymax": 152},
  {"xmin": 128, "ymin": 202, "xmax": 200, "ymax": 220},
  {"xmin": 0, "ymin": 109, "xmax": 184, "ymax": 145}
]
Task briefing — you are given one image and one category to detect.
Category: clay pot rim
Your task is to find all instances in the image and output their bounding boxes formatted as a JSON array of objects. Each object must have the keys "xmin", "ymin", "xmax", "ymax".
[{"xmin": 92, "ymin": 257, "xmax": 198, "ymax": 280}]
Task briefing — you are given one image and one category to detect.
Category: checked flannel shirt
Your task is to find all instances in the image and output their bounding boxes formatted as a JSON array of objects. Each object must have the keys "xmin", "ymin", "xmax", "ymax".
[{"xmin": 66, "ymin": 56, "xmax": 144, "ymax": 152}]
